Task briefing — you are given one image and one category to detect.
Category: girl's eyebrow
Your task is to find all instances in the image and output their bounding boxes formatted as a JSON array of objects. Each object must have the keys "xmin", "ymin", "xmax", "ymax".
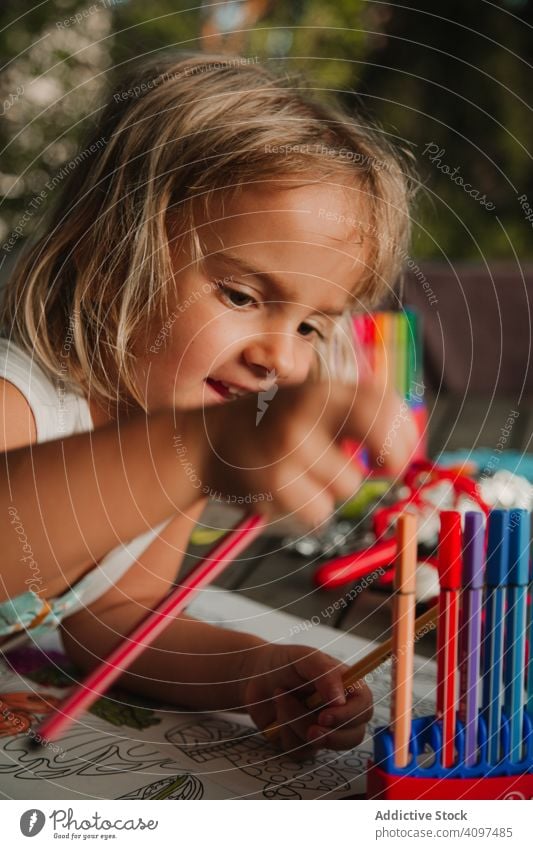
[{"xmin": 207, "ymin": 250, "xmax": 347, "ymax": 317}]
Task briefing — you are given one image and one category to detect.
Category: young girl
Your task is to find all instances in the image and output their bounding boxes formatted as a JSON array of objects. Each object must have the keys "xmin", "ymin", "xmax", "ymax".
[{"xmin": 0, "ymin": 53, "xmax": 416, "ymax": 760}]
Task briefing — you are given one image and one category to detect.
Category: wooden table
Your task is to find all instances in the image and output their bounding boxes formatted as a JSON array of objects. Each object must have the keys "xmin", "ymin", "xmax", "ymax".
[{"xmin": 182, "ymin": 394, "xmax": 532, "ymax": 658}]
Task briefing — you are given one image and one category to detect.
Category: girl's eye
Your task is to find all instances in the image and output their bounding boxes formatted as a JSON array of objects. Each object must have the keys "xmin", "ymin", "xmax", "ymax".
[
  {"xmin": 216, "ymin": 281, "xmax": 326, "ymax": 338},
  {"xmin": 218, "ymin": 284, "xmax": 257, "ymax": 308},
  {"xmin": 298, "ymin": 322, "xmax": 324, "ymax": 340}
]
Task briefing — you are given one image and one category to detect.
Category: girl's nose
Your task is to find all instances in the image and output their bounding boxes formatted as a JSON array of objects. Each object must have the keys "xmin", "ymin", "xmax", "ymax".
[{"xmin": 243, "ymin": 333, "xmax": 297, "ymax": 381}]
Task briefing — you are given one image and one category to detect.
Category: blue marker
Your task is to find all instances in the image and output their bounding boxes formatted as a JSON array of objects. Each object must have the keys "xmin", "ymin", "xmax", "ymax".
[
  {"xmin": 504, "ymin": 509, "xmax": 529, "ymax": 763},
  {"xmin": 482, "ymin": 510, "xmax": 509, "ymax": 765},
  {"xmin": 527, "ymin": 544, "xmax": 533, "ymax": 719}
]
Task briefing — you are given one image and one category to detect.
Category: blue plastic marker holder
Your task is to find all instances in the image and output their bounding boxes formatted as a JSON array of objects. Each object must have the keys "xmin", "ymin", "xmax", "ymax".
[{"xmin": 367, "ymin": 712, "xmax": 533, "ymax": 799}]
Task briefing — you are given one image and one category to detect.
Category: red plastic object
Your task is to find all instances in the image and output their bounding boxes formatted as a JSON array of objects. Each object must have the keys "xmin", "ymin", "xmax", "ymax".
[
  {"xmin": 315, "ymin": 460, "xmax": 489, "ymax": 592},
  {"xmin": 367, "ymin": 762, "xmax": 533, "ymax": 800},
  {"xmin": 314, "ymin": 537, "xmax": 398, "ymax": 589}
]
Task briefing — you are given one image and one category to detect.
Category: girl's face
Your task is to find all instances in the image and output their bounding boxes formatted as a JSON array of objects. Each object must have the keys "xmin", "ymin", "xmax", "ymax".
[{"xmin": 135, "ymin": 180, "xmax": 370, "ymax": 411}]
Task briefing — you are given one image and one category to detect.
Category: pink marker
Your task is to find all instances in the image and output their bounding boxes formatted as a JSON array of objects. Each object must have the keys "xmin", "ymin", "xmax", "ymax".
[{"xmin": 459, "ymin": 511, "xmax": 485, "ymax": 766}]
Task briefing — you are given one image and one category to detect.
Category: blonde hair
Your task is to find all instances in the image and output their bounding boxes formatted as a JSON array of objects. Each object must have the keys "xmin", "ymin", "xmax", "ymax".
[{"xmin": 0, "ymin": 52, "xmax": 415, "ymax": 408}]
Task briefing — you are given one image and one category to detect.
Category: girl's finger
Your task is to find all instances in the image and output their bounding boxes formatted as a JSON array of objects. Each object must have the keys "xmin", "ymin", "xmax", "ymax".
[
  {"xmin": 317, "ymin": 687, "xmax": 374, "ymax": 730},
  {"xmin": 274, "ymin": 463, "xmax": 337, "ymax": 530},
  {"xmin": 251, "ymin": 697, "xmax": 277, "ymax": 733},
  {"xmin": 344, "ymin": 382, "xmax": 418, "ymax": 476},
  {"xmin": 275, "ymin": 690, "xmax": 311, "ymax": 743},
  {"xmin": 291, "ymin": 652, "xmax": 347, "ymax": 708},
  {"xmin": 275, "ymin": 692, "xmax": 315, "ymax": 761},
  {"xmin": 299, "ymin": 439, "xmax": 362, "ymax": 505}
]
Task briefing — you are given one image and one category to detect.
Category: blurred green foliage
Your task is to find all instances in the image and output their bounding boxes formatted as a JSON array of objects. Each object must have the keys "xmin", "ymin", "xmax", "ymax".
[
  {"xmin": 356, "ymin": 1, "xmax": 533, "ymax": 261},
  {"xmin": 1, "ymin": 0, "xmax": 531, "ymax": 263},
  {"xmin": 247, "ymin": 0, "xmax": 367, "ymax": 89},
  {"xmin": 0, "ymin": 0, "xmax": 114, "ymax": 260}
]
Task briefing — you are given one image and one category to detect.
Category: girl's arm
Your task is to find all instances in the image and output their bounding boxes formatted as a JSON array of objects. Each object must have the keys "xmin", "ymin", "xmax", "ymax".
[
  {"xmin": 1, "ymin": 376, "xmax": 415, "ymax": 602},
  {"xmin": 64, "ymin": 607, "xmax": 266, "ymax": 712},
  {"xmin": 60, "ymin": 502, "xmax": 266, "ymax": 712},
  {"xmin": 0, "ymin": 379, "xmax": 206, "ymax": 600},
  {"xmin": 60, "ymin": 507, "xmax": 373, "ymax": 757}
]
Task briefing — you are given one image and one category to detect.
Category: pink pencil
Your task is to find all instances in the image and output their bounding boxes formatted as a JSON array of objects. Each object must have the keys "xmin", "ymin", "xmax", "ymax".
[{"xmin": 36, "ymin": 514, "xmax": 265, "ymax": 745}]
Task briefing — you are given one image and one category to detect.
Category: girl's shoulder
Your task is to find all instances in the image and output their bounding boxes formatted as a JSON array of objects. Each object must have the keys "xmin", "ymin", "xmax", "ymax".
[{"xmin": 0, "ymin": 338, "xmax": 93, "ymax": 444}]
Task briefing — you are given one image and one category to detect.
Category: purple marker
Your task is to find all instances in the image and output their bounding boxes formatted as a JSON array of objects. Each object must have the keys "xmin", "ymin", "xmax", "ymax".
[{"xmin": 459, "ymin": 511, "xmax": 485, "ymax": 766}]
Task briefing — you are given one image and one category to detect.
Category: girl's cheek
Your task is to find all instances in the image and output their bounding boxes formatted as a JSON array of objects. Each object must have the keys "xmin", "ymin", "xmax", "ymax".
[{"xmin": 288, "ymin": 343, "xmax": 317, "ymax": 384}]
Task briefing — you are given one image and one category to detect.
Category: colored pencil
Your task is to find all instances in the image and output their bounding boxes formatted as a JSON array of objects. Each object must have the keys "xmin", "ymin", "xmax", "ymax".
[
  {"xmin": 396, "ymin": 312, "xmax": 408, "ymax": 399},
  {"xmin": 364, "ymin": 313, "xmax": 376, "ymax": 375},
  {"xmin": 482, "ymin": 509, "xmax": 509, "ymax": 765},
  {"xmin": 374, "ymin": 312, "xmax": 388, "ymax": 385},
  {"xmin": 390, "ymin": 512, "xmax": 418, "ymax": 767},
  {"xmin": 386, "ymin": 311, "xmax": 397, "ymax": 391},
  {"xmin": 436, "ymin": 510, "xmax": 462, "ymax": 767},
  {"xmin": 352, "ymin": 309, "xmax": 423, "ymax": 403},
  {"xmin": 35, "ymin": 514, "xmax": 265, "ymax": 745},
  {"xmin": 504, "ymin": 508, "xmax": 529, "ymax": 762},
  {"xmin": 262, "ymin": 605, "xmax": 438, "ymax": 743},
  {"xmin": 352, "ymin": 314, "xmax": 373, "ymax": 382},
  {"xmin": 459, "ymin": 511, "xmax": 485, "ymax": 766},
  {"xmin": 405, "ymin": 309, "xmax": 417, "ymax": 400}
]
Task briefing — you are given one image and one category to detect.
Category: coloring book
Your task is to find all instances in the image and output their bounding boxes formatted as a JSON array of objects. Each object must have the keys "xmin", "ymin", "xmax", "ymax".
[{"xmin": 0, "ymin": 588, "xmax": 436, "ymax": 799}]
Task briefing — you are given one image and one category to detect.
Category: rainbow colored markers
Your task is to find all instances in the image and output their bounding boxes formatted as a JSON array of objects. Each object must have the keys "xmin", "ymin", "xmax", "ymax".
[{"xmin": 369, "ymin": 507, "xmax": 533, "ymax": 800}]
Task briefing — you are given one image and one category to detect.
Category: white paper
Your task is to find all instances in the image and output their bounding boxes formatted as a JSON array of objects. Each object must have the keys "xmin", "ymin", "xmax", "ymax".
[{"xmin": 0, "ymin": 588, "xmax": 436, "ymax": 799}]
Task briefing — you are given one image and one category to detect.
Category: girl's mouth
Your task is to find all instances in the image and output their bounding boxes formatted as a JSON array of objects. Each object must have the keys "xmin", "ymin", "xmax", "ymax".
[{"xmin": 204, "ymin": 378, "xmax": 248, "ymax": 401}]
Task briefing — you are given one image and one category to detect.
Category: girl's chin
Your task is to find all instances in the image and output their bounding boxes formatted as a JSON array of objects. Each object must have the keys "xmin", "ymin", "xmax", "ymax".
[
  {"xmin": 201, "ymin": 394, "xmax": 232, "ymax": 407},
  {"xmin": 169, "ymin": 389, "xmax": 231, "ymax": 410}
]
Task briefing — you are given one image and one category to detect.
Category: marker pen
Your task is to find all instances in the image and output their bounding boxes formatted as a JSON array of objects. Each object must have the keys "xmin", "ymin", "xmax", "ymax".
[
  {"xmin": 482, "ymin": 509, "xmax": 509, "ymax": 765},
  {"xmin": 527, "ymin": 536, "xmax": 533, "ymax": 717},
  {"xmin": 504, "ymin": 509, "xmax": 529, "ymax": 763},
  {"xmin": 459, "ymin": 511, "xmax": 485, "ymax": 766},
  {"xmin": 436, "ymin": 511, "xmax": 462, "ymax": 767},
  {"xmin": 390, "ymin": 512, "xmax": 418, "ymax": 768}
]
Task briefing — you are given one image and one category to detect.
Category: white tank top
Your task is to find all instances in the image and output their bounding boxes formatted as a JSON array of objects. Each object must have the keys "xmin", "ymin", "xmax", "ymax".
[{"xmin": 0, "ymin": 338, "xmax": 173, "ymax": 615}]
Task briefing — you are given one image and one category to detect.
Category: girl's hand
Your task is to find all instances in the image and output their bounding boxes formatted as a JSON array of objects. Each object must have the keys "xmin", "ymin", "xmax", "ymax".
[
  {"xmin": 240, "ymin": 643, "xmax": 373, "ymax": 761},
  {"xmin": 199, "ymin": 380, "xmax": 417, "ymax": 529}
]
